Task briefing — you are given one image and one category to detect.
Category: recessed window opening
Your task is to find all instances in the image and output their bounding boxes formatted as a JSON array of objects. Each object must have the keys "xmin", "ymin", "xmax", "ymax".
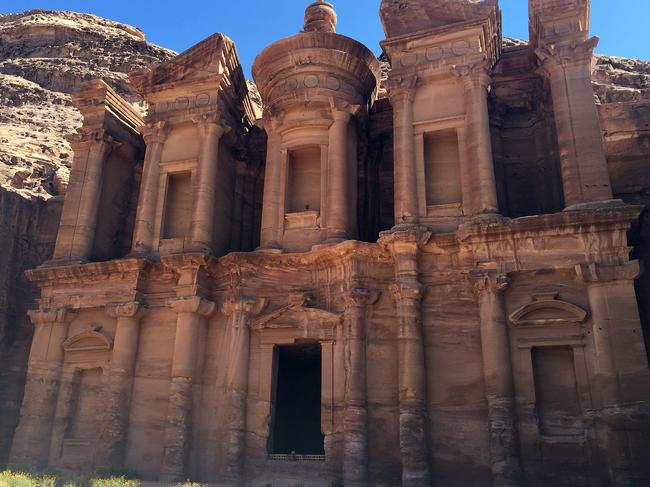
[
  {"xmin": 269, "ymin": 342, "xmax": 324, "ymax": 456},
  {"xmin": 162, "ymin": 171, "xmax": 192, "ymax": 239},
  {"xmin": 424, "ymin": 129, "xmax": 462, "ymax": 206},
  {"xmin": 287, "ymin": 147, "xmax": 321, "ymax": 213}
]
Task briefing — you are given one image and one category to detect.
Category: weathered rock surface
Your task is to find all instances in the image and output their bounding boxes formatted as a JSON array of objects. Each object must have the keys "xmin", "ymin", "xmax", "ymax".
[{"xmin": 0, "ymin": 10, "xmax": 174, "ymax": 199}]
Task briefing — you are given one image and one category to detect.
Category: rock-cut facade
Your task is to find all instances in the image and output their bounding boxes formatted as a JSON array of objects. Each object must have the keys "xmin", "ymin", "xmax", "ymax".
[{"xmin": 7, "ymin": 1, "xmax": 650, "ymax": 486}]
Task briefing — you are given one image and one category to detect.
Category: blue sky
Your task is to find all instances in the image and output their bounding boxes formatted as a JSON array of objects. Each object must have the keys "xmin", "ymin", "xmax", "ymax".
[{"xmin": 3, "ymin": 0, "xmax": 649, "ymax": 78}]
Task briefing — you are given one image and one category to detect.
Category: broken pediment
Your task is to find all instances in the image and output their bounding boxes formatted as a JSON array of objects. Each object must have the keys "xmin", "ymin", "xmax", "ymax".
[
  {"xmin": 509, "ymin": 293, "xmax": 588, "ymax": 327},
  {"xmin": 380, "ymin": 0, "xmax": 499, "ymax": 38},
  {"xmin": 63, "ymin": 325, "xmax": 114, "ymax": 353}
]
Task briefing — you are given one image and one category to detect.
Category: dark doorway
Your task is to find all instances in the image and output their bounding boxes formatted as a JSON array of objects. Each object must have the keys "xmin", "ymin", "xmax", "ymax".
[{"xmin": 269, "ymin": 342, "xmax": 324, "ymax": 455}]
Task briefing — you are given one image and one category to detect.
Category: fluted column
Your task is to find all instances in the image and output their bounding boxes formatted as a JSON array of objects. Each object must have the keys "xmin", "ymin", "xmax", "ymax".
[
  {"xmin": 454, "ymin": 63, "xmax": 499, "ymax": 215},
  {"xmin": 386, "ymin": 76, "xmax": 419, "ymax": 226},
  {"xmin": 189, "ymin": 116, "xmax": 227, "ymax": 252},
  {"xmin": 343, "ymin": 288, "xmax": 379, "ymax": 487},
  {"xmin": 471, "ymin": 271, "xmax": 522, "ymax": 487},
  {"xmin": 9, "ymin": 308, "xmax": 69, "ymax": 470},
  {"xmin": 382, "ymin": 227, "xmax": 432, "ymax": 487},
  {"xmin": 160, "ymin": 296, "xmax": 216, "ymax": 482},
  {"xmin": 132, "ymin": 122, "xmax": 168, "ymax": 255},
  {"xmin": 101, "ymin": 302, "xmax": 143, "ymax": 469},
  {"xmin": 259, "ymin": 119, "xmax": 283, "ymax": 250},
  {"xmin": 222, "ymin": 296, "xmax": 267, "ymax": 482},
  {"xmin": 326, "ymin": 108, "xmax": 352, "ymax": 242},
  {"xmin": 536, "ymin": 38, "xmax": 613, "ymax": 207},
  {"xmin": 53, "ymin": 130, "xmax": 115, "ymax": 262}
]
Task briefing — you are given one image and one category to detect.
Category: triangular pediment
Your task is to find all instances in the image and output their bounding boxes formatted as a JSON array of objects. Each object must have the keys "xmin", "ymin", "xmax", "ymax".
[{"xmin": 253, "ymin": 304, "xmax": 341, "ymax": 330}]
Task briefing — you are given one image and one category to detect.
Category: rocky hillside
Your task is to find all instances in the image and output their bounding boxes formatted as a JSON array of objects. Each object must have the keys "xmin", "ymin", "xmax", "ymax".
[{"xmin": 0, "ymin": 10, "xmax": 175, "ymax": 199}]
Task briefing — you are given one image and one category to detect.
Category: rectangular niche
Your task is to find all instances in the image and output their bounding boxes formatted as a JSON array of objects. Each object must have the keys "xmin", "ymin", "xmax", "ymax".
[
  {"xmin": 532, "ymin": 346, "xmax": 584, "ymax": 437},
  {"xmin": 66, "ymin": 368, "xmax": 103, "ymax": 441},
  {"xmin": 162, "ymin": 171, "xmax": 192, "ymax": 239},
  {"xmin": 287, "ymin": 146, "xmax": 321, "ymax": 214},
  {"xmin": 424, "ymin": 129, "xmax": 462, "ymax": 206}
]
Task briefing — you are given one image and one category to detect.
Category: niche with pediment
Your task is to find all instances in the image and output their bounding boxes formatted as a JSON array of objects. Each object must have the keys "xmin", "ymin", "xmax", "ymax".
[{"xmin": 63, "ymin": 324, "xmax": 114, "ymax": 364}]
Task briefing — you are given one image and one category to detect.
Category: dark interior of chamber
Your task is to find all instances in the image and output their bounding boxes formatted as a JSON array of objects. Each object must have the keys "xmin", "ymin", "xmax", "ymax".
[{"xmin": 269, "ymin": 342, "xmax": 324, "ymax": 456}]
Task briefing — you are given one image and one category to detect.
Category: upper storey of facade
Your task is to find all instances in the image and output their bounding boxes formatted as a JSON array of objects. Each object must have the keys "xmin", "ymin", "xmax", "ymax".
[{"xmin": 45, "ymin": 0, "xmax": 622, "ymax": 265}]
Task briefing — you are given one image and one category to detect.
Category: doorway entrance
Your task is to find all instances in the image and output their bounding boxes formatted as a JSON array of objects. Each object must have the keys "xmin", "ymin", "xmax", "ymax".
[{"xmin": 269, "ymin": 342, "xmax": 324, "ymax": 455}]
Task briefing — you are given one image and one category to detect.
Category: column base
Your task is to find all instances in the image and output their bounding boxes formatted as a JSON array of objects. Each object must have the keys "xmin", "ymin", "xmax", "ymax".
[
  {"xmin": 41, "ymin": 256, "xmax": 89, "ymax": 268},
  {"xmin": 255, "ymin": 243, "xmax": 284, "ymax": 254}
]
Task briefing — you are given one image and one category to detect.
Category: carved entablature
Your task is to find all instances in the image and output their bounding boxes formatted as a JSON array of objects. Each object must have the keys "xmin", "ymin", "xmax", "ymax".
[
  {"xmin": 509, "ymin": 293, "xmax": 588, "ymax": 327},
  {"xmin": 529, "ymin": 0, "xmax": 590, "ymax": 48},
  {"xmin": 252, "ymin": 296, "xmax": 342, "ymax": 343}
]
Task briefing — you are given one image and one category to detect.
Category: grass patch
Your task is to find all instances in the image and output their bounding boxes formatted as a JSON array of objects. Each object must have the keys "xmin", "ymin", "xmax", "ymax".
[{"xmin": 0, "ymin": 471, "xmax": 139, "ymax": 487}]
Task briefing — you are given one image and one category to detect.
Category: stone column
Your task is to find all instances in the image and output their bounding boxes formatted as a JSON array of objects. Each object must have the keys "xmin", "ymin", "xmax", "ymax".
[
  {"xmin": 9, "ymin": 308, "xmax": 69, "ymax": 470},
  {"xmin": 342, "ymin": 288, "xmax": 378, "ymax": 487},
  {"xmin": 189, "ymin": 117, "xmax": 227, "ymax": 252},
  {"xmin": 576, "ymin": 261, "xmax": 650, "ymax": 485},
  {"xmin": 53, "ymin": 130, "xmax": 115, "ymax": 262},
  {"xmin": 536, "ymin": 38, "xmax": 614, "ymax": 207},
  {"xmin": 383, "ymin": 228, "xmax": 432, "ymax": 487},
  {"xmin": 259, "ymin": 119, "xmax": 283, "ymax": 250},
  {"xmin": 454, "ymin": 63, "xmax": 499, "ymax": 215},
  {"xmin": 222, "ymin": 296, "xmax": 267, "ymax": 482},
  {"xmin": 326, "ymin": 109, "xmax": 352, "ymax": 242},
  {"xmin": 471, "ymin": 271, "xmax": 522, "ymax": 487},
  {"xmin": 160, "ymin": 296, "xmax": 216, "ymax": 482},
  {"xmin": 386, "ymin": 76, "xmax": 419, "ymax": 226},
  {"xmin": 101, "ymin": 302, "xmax": 143, "ymax": 469},
  {"xmin": 132, "ymin": 122, "xmax": 168, "ymax": 255}
]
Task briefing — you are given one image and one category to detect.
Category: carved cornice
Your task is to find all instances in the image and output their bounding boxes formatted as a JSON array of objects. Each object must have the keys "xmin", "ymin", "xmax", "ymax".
[
  {"xmin": 105, "ymin": 301, "xmax": 143, "ymax": 319},
  {"xmin": 575, "ymin": 260, "xmax": 642, "ymax": 284},
  {"xmin": 168, "ymin": 296, "xmax": 217, "ymax": 317},
  {"xmin": 27, "ymin": 308, "xmax": 69, "ymax": 326},
  {"xmin": 470, "ymin": 270, "xmax": 509, "ymax": 298}
]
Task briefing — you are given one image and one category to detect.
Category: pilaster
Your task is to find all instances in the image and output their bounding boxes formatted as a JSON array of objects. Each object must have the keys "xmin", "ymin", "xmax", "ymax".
[
  {"xmin": 385, "ymin": 75, "xmax": 419, "ymax": 227},
  {"xmin": 8, "ymin": 308, "xmax": 70, "ymax": 470},
  {"xmin": 160, "ymin": 296, "xmax": 216, "ymax": 482},
  {"xmin": 342, "ymin": 288, "xmax": 379, "ymax": 487},
  {"xmin": 132, "ymin": 121, "xmax": 169, "ymax": 255},
  {"xmin": 471, "ymin": 271, "xmax": 523, "ymax": 487},
  {"xmin": 326, "ymin": 106, "xmax": 353, "ymax": 243},
  {"xmin": 222, "ymin": 295, "xmax": 267, "ymax": 482},
  {"xmin": 100, "ymin": 301, "xmax": 143, "ymax": 469}
]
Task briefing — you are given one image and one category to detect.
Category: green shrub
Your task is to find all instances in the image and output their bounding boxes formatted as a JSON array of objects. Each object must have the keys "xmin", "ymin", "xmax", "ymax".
[{"xmin": 0, "ymin": 471, "xmax": 57, "ymax": 487}]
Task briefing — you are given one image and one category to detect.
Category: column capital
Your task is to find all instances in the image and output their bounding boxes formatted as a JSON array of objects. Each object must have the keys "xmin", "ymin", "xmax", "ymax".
[
  {"xmin": 222, "ymin": 295, "xmax": 267, "ymax": 318},
  {"xmin": 451, "ymin": 61, "xmax": 492, "ymax": 90},
  {"xmin": 345, "ymin": 288, "xmax": 381, "ymax": 310},
  {"xmin": 194, "ymin": 112, "xmax": 231, "ymax": 138},
  {"xmin": 389, "ymin": 282, "xmax": 424, "ymax": 302},
  {"xmin": 535, "ymin": 37, "xmax": 599, "ymax": 73},
  {"xmin": 470, "ymin": 270, "xmax": 510, "ymax": 298},
  {"xmin": 69, "ymin": 127, "xmax": 118, "ymax": 153},
  {"xmin": 27, "ymin": 308, "xmax": 69, "ymax": 326},
  {"xmin": 142, "ymin": 121, "xmax": 169, "ymax": 145},
  {"xmin": 168, "ymin": 296, "xmax": 217, "ymax": 317},
  {"xmin": 379, "ymin": 225, "xmax": 432, "ymax": 253},
  {"xmin": 576, "ymin": 260, "xmax": 642, "ymax": 284},
  {"xmin": 105, "ymin": 301, "xmax": 143, "ymax": 319},
  {"xmin": 385, "ymin": 74, "xmax": 418, "ymax": 103}
]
